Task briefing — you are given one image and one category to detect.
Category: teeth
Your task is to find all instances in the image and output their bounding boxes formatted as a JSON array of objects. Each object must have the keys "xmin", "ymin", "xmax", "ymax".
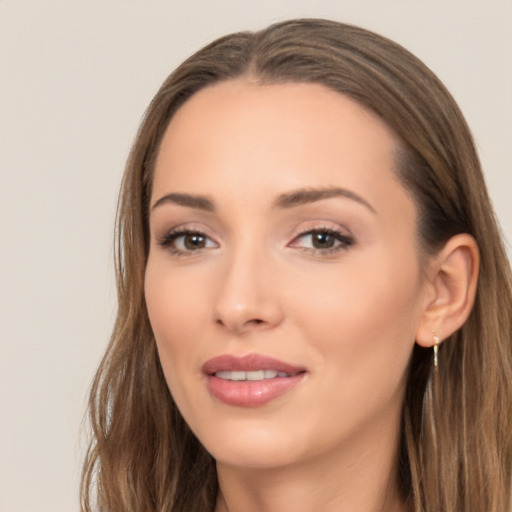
[
  {"xmin": 214, "ymin": 369, "xmax": 290, "ymax": 381},
  {"xmin": 247, "ymin": 370, "xmax": 265, "ymax": 381},
  {"xmin": 214, "ymin": 371, "xmax": 233, "ymax": 380}
]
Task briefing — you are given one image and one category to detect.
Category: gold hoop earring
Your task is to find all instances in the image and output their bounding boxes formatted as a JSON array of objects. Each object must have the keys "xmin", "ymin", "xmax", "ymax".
[{"xmin": 433, "ymin": 334, "xmax": 440, "ymax": 369}]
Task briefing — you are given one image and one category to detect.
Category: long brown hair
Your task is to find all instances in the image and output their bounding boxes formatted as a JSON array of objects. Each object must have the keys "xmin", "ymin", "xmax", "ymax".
[{"xmin": 81, "ymin": 19, "xmax": 512, "ymax": 512}]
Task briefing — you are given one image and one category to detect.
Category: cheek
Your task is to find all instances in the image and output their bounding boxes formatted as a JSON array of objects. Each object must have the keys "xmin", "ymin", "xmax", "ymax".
[
  {"xmin": 144, "ymin": 260, "xmax": 209, "ymax": 387},
  {"xmin": 145, "ymin": 268, "xmax": 212, "ymax": 429},
  {"xmin": 289, "ymin": 250, "xmax": 423, "ymax": 384},
  {"xmin": 301, "ymin": 269, "xmax": 420, "ymax": 441}
]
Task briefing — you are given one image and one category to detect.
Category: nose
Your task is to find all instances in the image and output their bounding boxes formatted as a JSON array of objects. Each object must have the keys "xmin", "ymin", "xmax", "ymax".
[{"xmin": 212, "ymin": 246, "xmax": 284, "ymax": 335}]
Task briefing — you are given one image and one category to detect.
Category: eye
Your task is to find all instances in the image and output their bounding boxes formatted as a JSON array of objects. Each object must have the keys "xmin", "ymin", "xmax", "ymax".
[
  {"xmin": 290, "ymin": 228, "xmax": 354, "ymax": 255},
  {"xmin": 158, "ymin": 229, "xmax": 218, "ymax": 255}
]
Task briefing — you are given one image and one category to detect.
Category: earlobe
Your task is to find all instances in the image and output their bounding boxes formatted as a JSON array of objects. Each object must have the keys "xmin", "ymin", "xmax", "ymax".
[{"xmin": 416, "ymin": 234, "xmax": 480, "ymax": 348}]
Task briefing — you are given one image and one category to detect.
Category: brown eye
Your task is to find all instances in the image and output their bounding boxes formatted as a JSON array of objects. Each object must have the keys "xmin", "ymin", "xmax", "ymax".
[
  {"xmin": 184, "ymin": 234, "xmax": 207, "ymax": 250},
  {"xmin": 158, "ymin": 229, "xmax": 218, "ymax": 255},
  {"xmin": 311, "ymin": 232, "xmax": 337, "ymax": 249},
  {"xmin": 290, "ymin": 228, "xmax": 354, "ymax": 255}
]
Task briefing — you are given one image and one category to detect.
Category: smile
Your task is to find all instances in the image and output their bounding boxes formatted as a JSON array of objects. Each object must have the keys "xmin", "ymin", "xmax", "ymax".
[
  {"xmin": 203, "ymin": 354, "xmax": 306, "ymax": 407},
  {"xmin": 214, "ymin": 370, "xmax": 293, "ymax": 381}
]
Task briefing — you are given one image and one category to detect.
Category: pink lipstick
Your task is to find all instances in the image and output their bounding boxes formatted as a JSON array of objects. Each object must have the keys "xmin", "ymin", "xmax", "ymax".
[{"xmin": 202, "ymin": 354, "xmax": 306, "ymax": 407}]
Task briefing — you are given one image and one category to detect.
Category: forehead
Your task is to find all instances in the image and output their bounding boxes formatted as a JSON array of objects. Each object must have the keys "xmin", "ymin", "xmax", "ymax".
[
  {"xmin": 159, "ymin": 79, "xmax": 396, "ymax": 151},
  {"xmin": 153, "ymin": 79, "xmax": 401, "ymax": 194}
]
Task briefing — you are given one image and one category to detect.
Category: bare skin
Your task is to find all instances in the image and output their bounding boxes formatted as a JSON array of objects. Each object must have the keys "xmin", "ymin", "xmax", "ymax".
[{"xmin": 145, "ymin": 80, "xmax": 478, "ymax": 512}]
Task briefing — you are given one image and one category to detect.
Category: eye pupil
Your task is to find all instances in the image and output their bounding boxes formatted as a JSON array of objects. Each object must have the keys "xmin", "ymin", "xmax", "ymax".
[
  {"xmin": 312, "ymin": 232, "xmax": 335, "ymax": 249},
  {"xmin": 184, "ymin": 234, "xmax": 206, "ymax": 250}
]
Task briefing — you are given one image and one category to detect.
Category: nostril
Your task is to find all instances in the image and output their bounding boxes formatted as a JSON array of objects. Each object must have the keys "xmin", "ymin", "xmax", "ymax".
[
  {"xmin": 245, "ymin": 318, "xmax": 266, "ymax": 328},
  {"xmin": 215, "ymin": 316, "xmax": 266, "ymax": 332}
]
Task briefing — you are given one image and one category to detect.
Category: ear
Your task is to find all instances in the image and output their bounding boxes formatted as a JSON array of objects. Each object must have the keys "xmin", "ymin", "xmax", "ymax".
[{"xmin": 416, "ymin": 234, "xmax": 480, "ymax": 348}]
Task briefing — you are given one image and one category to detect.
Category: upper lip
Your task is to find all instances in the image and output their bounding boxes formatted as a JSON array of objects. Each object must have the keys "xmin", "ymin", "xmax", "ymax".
[{"xmin": 202, "ymin": 354, "xmax": 305, "ymax": 375}]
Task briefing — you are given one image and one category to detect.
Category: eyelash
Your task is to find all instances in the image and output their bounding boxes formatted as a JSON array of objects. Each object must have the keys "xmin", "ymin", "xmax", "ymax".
[
  {"xmin": 157, "ymin": 229, "xmax": 216, "ymax": 256},
  {"xmin": 157, "ymin": 227, "xmax": 354, "ymax": 257},
  {"xmin": 290, "ymin": 227, "xmax": 354, "ymax": 255}
]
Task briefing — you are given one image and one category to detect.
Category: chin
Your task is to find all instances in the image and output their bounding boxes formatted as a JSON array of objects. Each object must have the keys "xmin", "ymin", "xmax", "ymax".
[
  {"xmin": 211, "ymin": 444, "xmax": 299, "ymax": 470},
  {"xmin": 197, "ymin": 421, "xmax": 306, "ymax": 470}
]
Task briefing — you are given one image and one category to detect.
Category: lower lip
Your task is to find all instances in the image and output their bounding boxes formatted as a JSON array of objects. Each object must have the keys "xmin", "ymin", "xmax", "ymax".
[{"xmin": 206, "ymin": 374, "xmax": 304, "ymax": 407}]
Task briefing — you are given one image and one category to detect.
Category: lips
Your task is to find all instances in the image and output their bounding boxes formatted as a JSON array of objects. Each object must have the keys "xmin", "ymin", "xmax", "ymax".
[{"xmin": 202, "ymin": 354, "xmax": 306, "ymax": 407}]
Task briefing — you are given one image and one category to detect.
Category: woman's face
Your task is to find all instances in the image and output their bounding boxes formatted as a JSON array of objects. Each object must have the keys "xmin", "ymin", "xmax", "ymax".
[{"xmin": 145, "ymin": 80, "xmax": 431, "ymax": 470}]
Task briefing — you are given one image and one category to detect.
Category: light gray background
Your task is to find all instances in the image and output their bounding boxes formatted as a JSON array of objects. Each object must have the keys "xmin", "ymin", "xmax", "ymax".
[{"xmin": 1, "ymin": 2, "xmax": 510, "ymax": 511}]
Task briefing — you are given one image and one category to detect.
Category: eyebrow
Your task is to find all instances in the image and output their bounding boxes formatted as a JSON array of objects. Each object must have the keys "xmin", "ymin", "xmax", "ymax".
[
  {"xmin": 151, "ymin": 187, "xmax": 376, "ymax": 214},
  {"xmin": 273, "ymin": 187, "xmax": 376, "ymax": 213},
  {"xmin": 151, "ymin": 192, "xmax": 215, "ymax": 212}
]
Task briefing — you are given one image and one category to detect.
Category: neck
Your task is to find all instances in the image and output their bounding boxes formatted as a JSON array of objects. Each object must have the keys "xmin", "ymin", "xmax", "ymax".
[{"xmin": 214, "ymin": 415, "xmax": 408, "ymax": 512}]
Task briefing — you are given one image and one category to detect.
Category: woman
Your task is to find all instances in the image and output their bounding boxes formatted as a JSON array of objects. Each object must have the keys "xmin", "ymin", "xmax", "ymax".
[{"xmin": 81, "ymin": 19, "xmax": 512, "ymax": 512}]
